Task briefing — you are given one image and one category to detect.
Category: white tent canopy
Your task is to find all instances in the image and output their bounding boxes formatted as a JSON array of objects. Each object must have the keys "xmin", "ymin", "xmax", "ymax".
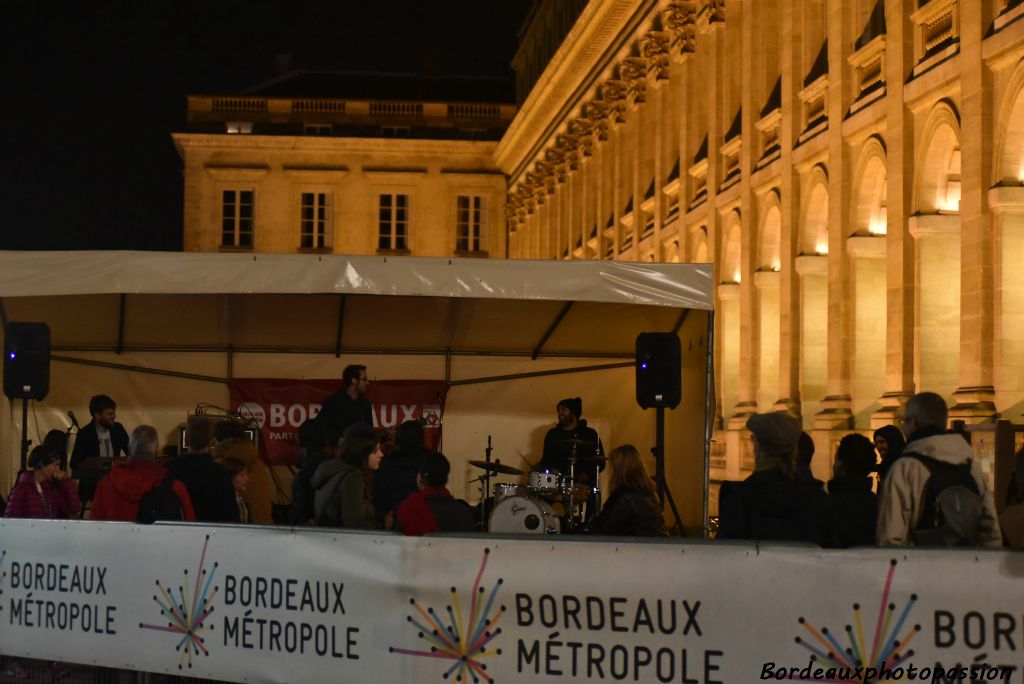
[{"xmin": 0, "ymin": 251, "xmax": 714, "ymax": 529}]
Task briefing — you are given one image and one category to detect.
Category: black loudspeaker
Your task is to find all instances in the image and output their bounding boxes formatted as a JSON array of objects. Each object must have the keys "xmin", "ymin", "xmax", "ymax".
[
  {"xmin": 3, "ymin": 322, "xmax": 51, "ymax": 400},
  {"xmin": 636, "ymin": 332, "xmax": 681, "ymax": 409}
]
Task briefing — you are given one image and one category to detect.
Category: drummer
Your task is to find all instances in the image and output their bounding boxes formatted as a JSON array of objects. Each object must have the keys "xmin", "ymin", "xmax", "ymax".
[{"xmin": 539, "ymin": 397, "xmax": 604, "ymax": 518}]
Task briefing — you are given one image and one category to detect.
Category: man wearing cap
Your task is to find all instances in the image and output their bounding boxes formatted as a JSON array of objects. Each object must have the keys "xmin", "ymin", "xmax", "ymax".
[
  {"xmin": 717, "ymin": 411, "xmax": 833, "ymax": 545},
  {"xmin": 5, "ymin": 445, "xmax": 80, "ymax": 519},
  {"xmin": 540, "ymin": 397, "xmax": 603, "ymax": 475},
  {"xmin": 396, "ymin": 452, "xmax": 475, "ymax": 536}
]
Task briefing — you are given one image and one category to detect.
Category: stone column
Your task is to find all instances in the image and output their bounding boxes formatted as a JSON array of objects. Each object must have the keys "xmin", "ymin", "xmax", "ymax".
[
  {"xmin": 874, "ymin": 0, "xmax": 917, "ymax": 427},
  {"xmin": 950, "ymin": 0, "xmax": 997, "ymax": 421}
]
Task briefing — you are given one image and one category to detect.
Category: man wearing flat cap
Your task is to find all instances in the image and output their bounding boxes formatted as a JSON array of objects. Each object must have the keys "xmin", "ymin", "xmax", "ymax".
[{"xmin": 717, "ymin": 412, "xmax": 834, "ymax": 545}]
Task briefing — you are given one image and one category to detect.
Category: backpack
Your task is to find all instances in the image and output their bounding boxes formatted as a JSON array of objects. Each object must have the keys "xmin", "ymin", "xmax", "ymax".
[
  {"xmin": 138, "ymin": 475, "xmax": 185, "ymax": 524},
  {"xmin": 910, "ymin": 454, "xmax": 983, "ymax": 547}
]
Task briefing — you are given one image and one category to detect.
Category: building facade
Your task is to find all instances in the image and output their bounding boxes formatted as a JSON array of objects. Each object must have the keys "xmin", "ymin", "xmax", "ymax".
[
  {"xmin": 174, "ymin": 73, "xmax": 515, "ymax": 259},
  {"xmin": 177, "ymin": 1, "xmax": 1024, "ymax": 511},
  {"xmin": 495, "ymin": 0, "xmax": 1024, "ymax": 504}
]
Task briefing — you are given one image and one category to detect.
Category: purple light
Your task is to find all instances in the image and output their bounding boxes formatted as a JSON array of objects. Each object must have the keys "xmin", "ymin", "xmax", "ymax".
[
  {"xmin": 640, "ymin": 362, "xmax": 648, "ymax": 370},
  {"xmin": 8, "ymin": 352, "xmax": 13, "ymax": 360}
]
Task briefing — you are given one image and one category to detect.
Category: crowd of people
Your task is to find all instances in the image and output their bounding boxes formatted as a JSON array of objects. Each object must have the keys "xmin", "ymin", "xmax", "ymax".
[{"xmin": 2, "ymin": 369, "xmax": 1023, "ymax": 550}]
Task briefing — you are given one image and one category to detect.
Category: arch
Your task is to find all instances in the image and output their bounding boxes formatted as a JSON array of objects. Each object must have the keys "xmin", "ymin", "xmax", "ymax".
[
  {"xmin": 722, "ymin": 212, "xmax": 742, "ymax": 283},
  {"xmin": 993, "ymin": 61, "xmax": 1024, "ymax": 186},
  {"xmin": 850, "ymin": 136, "xmax": 888, "ymax": 235},
  {"xmin": 689, "ymin": 225, "xmax": 709, "ymax": 263},
  {"xmin": 914, "ymin": 101, "xmax": 962, "ymax": 214},
  {"xmin": 759, "ymin": 191, "xmax": 782, "ymax": 270},
  {"xmin": 801, "ymin": 166, "xmax": 829, "ymax": 254}
]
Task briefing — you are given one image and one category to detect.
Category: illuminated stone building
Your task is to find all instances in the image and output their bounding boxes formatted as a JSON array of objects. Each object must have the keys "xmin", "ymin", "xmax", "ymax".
[
  {"xmin": 496, "ymin": 0, "xmax": 1024, "ymax": 502},
  {"xmin": 177, "ymin": 1, "xmax": 1024, "ymax": 510},
  {"xmin": 174, "ymin": 71, "xmax": 515, "ymax": 258}
]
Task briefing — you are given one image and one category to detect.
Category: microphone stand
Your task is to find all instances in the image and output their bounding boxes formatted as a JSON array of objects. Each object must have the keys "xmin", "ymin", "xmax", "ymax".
[{"xmin": 479, "ymin": 436, "xmax": 493, "ymax": 531}]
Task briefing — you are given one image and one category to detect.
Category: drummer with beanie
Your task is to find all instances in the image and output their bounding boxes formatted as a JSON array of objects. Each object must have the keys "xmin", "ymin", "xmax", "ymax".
[
  {"xmin": 716, "ymin": 411, "xmax": 835, "ymax": 545},
  {"xmin": 539, "ymin": 397, "xmax": 604, "ymax": 518}
]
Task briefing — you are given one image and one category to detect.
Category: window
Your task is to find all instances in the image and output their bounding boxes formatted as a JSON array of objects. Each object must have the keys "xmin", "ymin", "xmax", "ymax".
[
  {"xmin": 300, "ymin": 192, "xmax": 332, "ymax": 249},
  {"xmin": 222, "ymin": 190, "xmax": 254, "ymax": 248},
  {"xmin": 456, "ymin": 195, "xmax": 485, "ymax": 252},
  {"xmin": 378, "ymin": 194, "xmax": 409, "ymax": 251},
  {"xmin": 303, "ymin": 123, "xmax": 332, "ymax": 135},
  {"xmin": 226, "ymin": 121, "xmax": 253, "ymax": 134},
  {"xmin": 381, "ymin": 126, "xmax": 411, "ymax": 137}
]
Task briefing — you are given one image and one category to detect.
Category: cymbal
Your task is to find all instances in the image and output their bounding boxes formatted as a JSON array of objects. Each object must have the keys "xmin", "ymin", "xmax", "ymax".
[
  {"xmin": 564, "ymin": 437, "xmax": 597, "ymax": 446},
  {"xmin": 468, "ymin": 460, "xmax": 525, "ymax": 476}
]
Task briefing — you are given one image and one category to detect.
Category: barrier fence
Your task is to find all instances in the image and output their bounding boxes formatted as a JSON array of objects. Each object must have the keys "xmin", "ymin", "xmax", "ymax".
[{"xmin": 0, "ymin": 519, "xmax": 1020, "ymax": 683}]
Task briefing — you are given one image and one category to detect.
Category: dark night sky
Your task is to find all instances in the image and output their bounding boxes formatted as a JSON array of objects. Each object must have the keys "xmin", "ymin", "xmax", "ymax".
[{"xmin": 1, "ymin": 1, "xmax": 532, "ymax": 251}]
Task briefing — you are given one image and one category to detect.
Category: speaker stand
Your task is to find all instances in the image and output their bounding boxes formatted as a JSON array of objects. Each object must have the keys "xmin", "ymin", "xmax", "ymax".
[
  {"xmin": 19, "ymin": 397, "xmax": 31, "ymax": 471},
  {"xmin": 652, "ymin": 406, "xmax": 685, "ymax": 535}
]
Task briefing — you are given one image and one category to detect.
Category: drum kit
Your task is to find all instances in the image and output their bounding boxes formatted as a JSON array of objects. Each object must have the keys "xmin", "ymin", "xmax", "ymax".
[{"xmin": 470, "ymin": 437, "xmax": 603, "ymax": 536}]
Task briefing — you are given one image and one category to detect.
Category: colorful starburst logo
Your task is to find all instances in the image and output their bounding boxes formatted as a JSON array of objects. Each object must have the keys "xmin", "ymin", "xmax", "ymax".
[
  {"xmin": 390, "ymin": 548, "xmax": 505, "ymax": 683},
  {"xmin": 139, "ymin": 535, "xmax": 219, "ymax": 670},
  {"xmin": 793, "ymin": 559, "xmax": 920, "ymax": 682}
]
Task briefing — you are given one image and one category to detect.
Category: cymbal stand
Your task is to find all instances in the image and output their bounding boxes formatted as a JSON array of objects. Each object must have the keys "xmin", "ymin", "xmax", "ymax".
[
  {"xmin": 479, "ymin": 435, "xmax": 493, "ymax": 530},
  {"xmin": 565, "ymin": 439, "xmax": 578, "ymax": 532}
]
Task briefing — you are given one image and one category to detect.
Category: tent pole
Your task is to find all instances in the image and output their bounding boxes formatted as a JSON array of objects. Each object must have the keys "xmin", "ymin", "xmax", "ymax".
[
  {"xmin": 702, "ymin": 310, "xmax": 715, "ymax": 539},
  {"xmin": 450, "ymin": 361, "xmax": 632, "ymax": 387},
  {"xmin": 531, "ymin": 301, "xmax": 574, "ymax": 360}
]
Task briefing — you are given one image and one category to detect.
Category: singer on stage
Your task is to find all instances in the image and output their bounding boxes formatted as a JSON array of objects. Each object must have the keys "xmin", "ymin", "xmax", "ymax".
[{"xmin": 69, "ymin": 394, "xmax": 129, "ymax": 504}]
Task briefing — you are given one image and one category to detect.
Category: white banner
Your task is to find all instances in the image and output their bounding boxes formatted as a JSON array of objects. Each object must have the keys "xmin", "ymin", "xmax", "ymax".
[{"xmin": 0, "ymin": 519, "xmax": 1020, "ymax": 683}]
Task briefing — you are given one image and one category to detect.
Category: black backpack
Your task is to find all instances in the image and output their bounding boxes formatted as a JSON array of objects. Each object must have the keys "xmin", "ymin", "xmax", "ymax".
[
  {"xmin": 138, "ymin": 475, "xmax": 186, "ymax": 524},
  {"xmin": 910, "ymin": 454, "xmax": 983, "ymax": 547}
]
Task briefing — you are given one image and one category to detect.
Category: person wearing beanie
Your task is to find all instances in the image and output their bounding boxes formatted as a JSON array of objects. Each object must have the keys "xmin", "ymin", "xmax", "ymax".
[
  {"xmin": 717, "ymin": 411, "xmax": 834, "ymax": 545},
  {"xmin": 5, "ymin": 445, "xmax": 80, "ymax": 519},
  {"xmin": 396, "ymin": 451, "xmax": 475, "ymax": 536},
  {"xmin": 538, "ymin": 397, "xmax": 604, "ymax": 519}
]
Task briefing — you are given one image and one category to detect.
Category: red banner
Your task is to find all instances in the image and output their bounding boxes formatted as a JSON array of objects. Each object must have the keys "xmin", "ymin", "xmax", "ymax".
[{"xmin": 228, "ymin": 379, "xmax": 448, "ymax": 465}]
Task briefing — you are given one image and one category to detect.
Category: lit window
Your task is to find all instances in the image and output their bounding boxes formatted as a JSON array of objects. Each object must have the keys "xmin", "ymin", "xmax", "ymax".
[
  {"xmin": 378, "ymin": 194, "xmax": 409, "ymax": 251},
  {"xmin": 222, "ymin": 190, "xmax": 254, "ymax": 248},
  {"xmin": 300, "ymin": 192, "xmax": 332, "ymax": 249},
  {"xmin": 456, "ymin": 195, "xmax": 484, "ymax": 253},
  {"xmin": 226, "ymin": 122, "xmax": 253, "ymax": 134}
]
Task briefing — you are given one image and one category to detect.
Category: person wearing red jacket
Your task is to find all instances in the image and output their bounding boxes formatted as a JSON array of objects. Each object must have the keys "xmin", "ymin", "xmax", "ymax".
[
  {"xmin": 5, "ymin": 445, "xmax": 80, "ymax": 519},
  {"xmin": 91, "ymin": 425, "xmax": 196, "ymax": 522},
  {"xmin": 396, "ymin": 452, "xmax": 475, "ymax": 536}
]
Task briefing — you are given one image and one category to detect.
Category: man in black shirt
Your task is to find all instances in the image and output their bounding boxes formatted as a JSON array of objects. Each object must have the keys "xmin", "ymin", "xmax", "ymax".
[
  {"xmin": 319, "ymin": 364, "xmax": 373, "ymax": 438},
  {"xmin": 539, "ymin": 397, "xmax": 604, "ymax": 519}
]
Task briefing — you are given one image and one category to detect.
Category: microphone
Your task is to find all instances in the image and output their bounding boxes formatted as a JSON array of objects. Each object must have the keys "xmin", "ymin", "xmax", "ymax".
[{"xmin": 68, "ymin": 411, "xmax": 80, "ymax": 429}]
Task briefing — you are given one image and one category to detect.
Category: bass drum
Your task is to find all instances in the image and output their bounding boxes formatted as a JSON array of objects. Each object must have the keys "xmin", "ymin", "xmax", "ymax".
[{"xmin": 488, "ymin": 496, "xmax": 561, "ymax": 535}]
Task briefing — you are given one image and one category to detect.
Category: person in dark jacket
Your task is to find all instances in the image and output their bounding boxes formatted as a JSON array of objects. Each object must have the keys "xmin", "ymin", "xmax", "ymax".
[
  {"xmin": 827, "ymin": 433, "xmax": 878, "ymax": 547},
  {"xmin": 312, "ymin": 423, "xmax": 383, "ymax": 529},
  {"xmin": 319, "ymin": 364, "xmax": 373, "ymax": 440},
  {"xmin": 873, "ymin": 424, "xmax": 906, "ymax": 482},
  {"xmin": 717, "ymin": 412, "xmax": 834, "ymax": 545},
  {"xmin": 5, "ymin": 445, "xmax": 80, "ymax": 519},
  {"xmin": 587, "ymin": 444, "xmax": 667, "ymax": 537},
  {"xmin": 374, "ymin": 420, "xmax": 429, "ymax": 523},
  {"xmin": 166, "ymin": 416, "xmax": 238, "ymax": 523},
  {"xmin": 289, "ymin": 417, "xmax": 339, "ymax": 525},
  {"xmin": 396, "ymin": 451, "xmax": 475, "ymax": 536},
  {"xmin": 69, "ymin": 394, "xmax": 130, "ymax": 504}
]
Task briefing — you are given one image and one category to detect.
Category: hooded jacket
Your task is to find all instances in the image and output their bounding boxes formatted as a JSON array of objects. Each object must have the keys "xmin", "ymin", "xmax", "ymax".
[
  {"xmin": 91, "ymin": 459, "xmax": 196, "ymax": 522},
  {"xmin": 311, "ymin": 459, "xmax": 379, "ymax": 529},
  {"xmin": 877, "ymin": 432, "xmax": 1002, "ymax": 547}
]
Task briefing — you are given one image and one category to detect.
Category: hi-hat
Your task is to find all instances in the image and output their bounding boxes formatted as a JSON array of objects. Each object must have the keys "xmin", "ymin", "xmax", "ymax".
[{"xmin": 468, "ymin": 460, "xmax": 524, "ymax": 476}]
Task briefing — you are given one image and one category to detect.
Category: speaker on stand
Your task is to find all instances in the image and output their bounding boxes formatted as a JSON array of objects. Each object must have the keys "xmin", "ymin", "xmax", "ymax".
[
  {"xmin": 3, "ymin": 322, "xmax": 52, "ymax": 471},
  {"xmin": 635, "ymin": 332, "xmax": 685, "ymax": 535}
]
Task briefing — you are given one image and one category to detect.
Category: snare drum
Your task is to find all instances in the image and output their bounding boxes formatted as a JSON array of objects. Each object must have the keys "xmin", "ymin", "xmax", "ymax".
[
  {"xmin": 493, "ymin": 482, "xmax": 526, "ymax": 504},
  {"xmin": 489, "ymin": 496, "xmax": 561, "ymax": 535},
  {"xmin": 528, "ymin": 470, "xmax": 561, "ymax": 494}
]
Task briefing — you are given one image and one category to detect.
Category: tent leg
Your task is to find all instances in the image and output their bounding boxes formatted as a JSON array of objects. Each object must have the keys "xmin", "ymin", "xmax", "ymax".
[
  {"xmin": 19, "ymin": 397, "xmax": 30, "ymax": 472},
  {"xmin": 702, "ymin": 310, "xmax": 716, "ymax": 539}
]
